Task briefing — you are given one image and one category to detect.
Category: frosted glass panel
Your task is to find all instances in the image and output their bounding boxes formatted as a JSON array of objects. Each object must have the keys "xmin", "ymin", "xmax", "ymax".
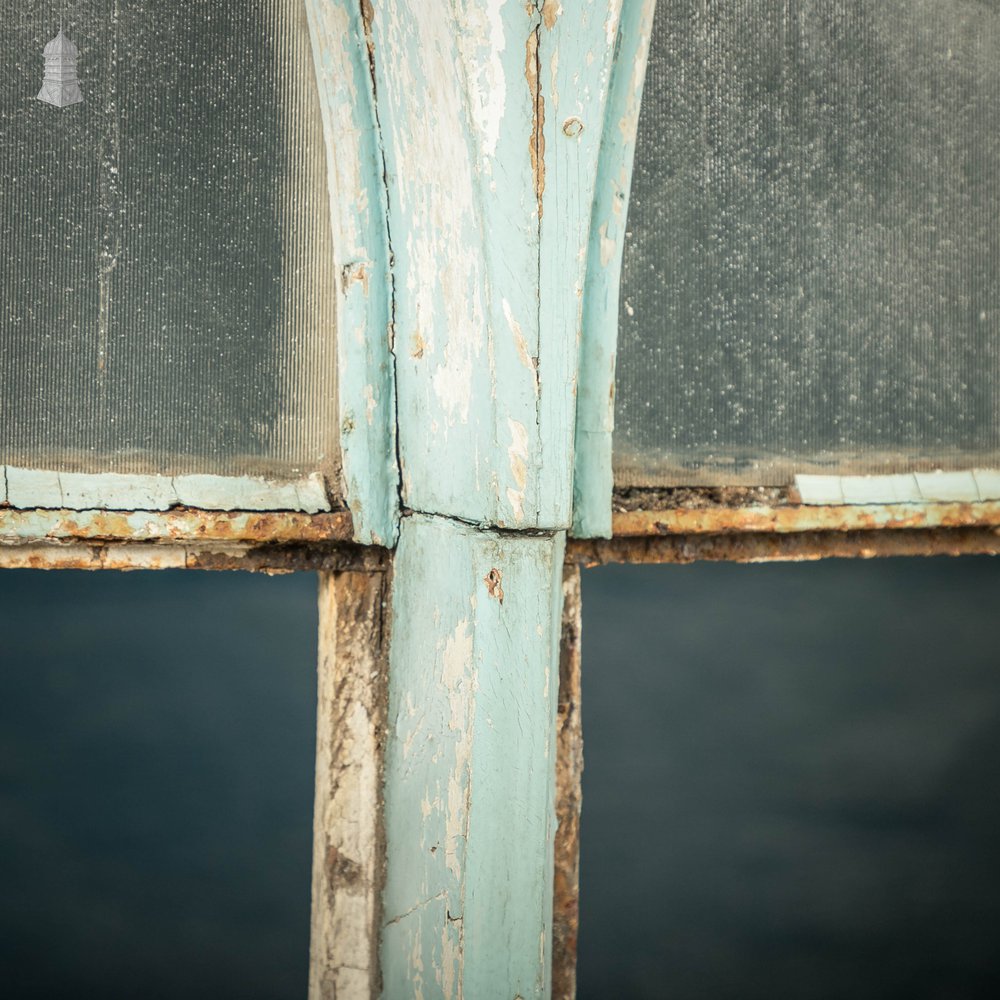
[
  {"xmin": 0, "ymin": 1, "xmax": 338, "ymax": 481},
  {"xmin": 615, "ymin": 1, "xmax": 1000, "ymax": 486}
]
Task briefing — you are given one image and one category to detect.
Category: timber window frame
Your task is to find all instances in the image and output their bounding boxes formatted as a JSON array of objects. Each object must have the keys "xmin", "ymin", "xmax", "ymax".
[{"xmin": 3, "ymin": 2, "xmax": 1000, "ymax": 998}]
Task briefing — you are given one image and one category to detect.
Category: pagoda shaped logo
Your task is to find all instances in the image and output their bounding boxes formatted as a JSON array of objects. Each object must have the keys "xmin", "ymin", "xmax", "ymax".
[{"xmin": 37, "ymin": 30, "xmax": 83, "ymax": 108}]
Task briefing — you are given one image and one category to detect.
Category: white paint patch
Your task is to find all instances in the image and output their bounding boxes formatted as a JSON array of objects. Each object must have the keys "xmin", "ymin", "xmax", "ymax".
[
  {"xmin": 505, "ymin": 418, "xmax": 530, "ymax": 523},
  {"xmin": 3, "ymin": 467, "xmax": 331, "ymax": 514},
  {"xmin": 795, "ymin": 470, "xmax": 1000, "ymax": 506},
  {"xmin": 441, "ymin": 924, "xmax": 461, "ymax": 999},
  {"xmin": 364, "ymin": 383, "xmax": 377, "ymax": 425},
  {"xmin": 605, "ymin": 3, "xmax": 620, "ymax": 49},
  {"xmin": 502, "ymin": 297, "xmax": 537, "ymax": 383},
  {"xmin": 454, "ymin": 0, "xmax": 507, "ymax": 161},
  {"xmin": 441, "ymin": 621, "xmax": 475, "ymax": 884},
  {"xmin": 599, "ymin": 221, "xmax": 616, "ymax": 267},
  {"xmin": 915, "ymin": 471, "xmax": 982, "ymax": 503},
  {"xmin": 549, "ymin": 45, "xmax": 560, "ymax": 112},
  {"xmin": 432, "ymin": 351, "xmax": 475, "ymax": 426},
  {"xmin": 410, "ymin": 932, "xmax": 425, "ymax": 1000}
]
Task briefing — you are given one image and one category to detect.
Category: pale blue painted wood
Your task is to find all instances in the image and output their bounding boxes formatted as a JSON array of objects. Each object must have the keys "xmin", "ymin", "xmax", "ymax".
[
  {"xmin": 572, "ymin": 0, "xmax": 657, "ymax": 538},
  {"xmin": 1, "ymin": 468, "xmax": 330, "ymax": 512},
  {"xmin": 369, "ymin": 2, "xmax": 622, "ymax": 532},
  {"xmin": 539, "ymin": 0, "xmax": 624, "ymax": 533},
  {"xmin": 382, "ymin": 513, "xmax": 565, "ymax": 998},
  {"xmin": 366, "ymin": 6, "xmax": 630, "ymax": 994},
  {"xmin": 369, "ymin": 2, "xmax": 543, "ymax": 529},
  {"xmin": 306, "ymin": 0, "xmax": 400, "ymax": 546}
]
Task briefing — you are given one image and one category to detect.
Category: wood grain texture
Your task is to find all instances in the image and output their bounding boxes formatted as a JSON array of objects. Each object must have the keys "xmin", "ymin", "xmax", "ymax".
[
  {"xmin": 369, "ymin": 1, "xmax": 541, "ymax": 527},
  {"xmin": 540, "ymin": 0, "xmax": 624, "ymax": 534},
  {"xmin": 311, "ymin": 570, "xmax": 391, "ymax": 1000},
  {"xmin": 382, "ymin": 513, "xmax": 566, "ymax": 998},
  {"xmin": 553, "ymin": 563, "xmax": 583, "ymax": 1000},
  {"xmin": 368, "ymin": 1, "xmax": 621, "ymax": 531},
  {"xmin": 572, "ymin": 0, "xmax": 656, "ymax": 538},
  {"xmin": 306, "ymin": 0, "xmax": 400, "ymax": 546}
]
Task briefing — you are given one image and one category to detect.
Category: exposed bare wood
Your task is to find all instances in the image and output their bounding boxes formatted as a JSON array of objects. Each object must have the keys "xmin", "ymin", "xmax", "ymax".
[
  {"xmin": 553, "ymin": 564, "xmax": 583, "ymax": 1000},
  {"xmin": 310, "ymin": 570, "xmax": 391, "ymax": 1000}
]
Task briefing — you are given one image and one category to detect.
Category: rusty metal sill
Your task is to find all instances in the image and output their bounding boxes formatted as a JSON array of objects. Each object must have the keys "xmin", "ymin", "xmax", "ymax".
[
  {"xmin": 0, "ymin": 507, "xmax": 388, "ymax": 573},
  {"xmin": 0, "ymin": 507, "xmax": 354, "ymax": 545},
  {"xmin": 0, "ymin": 541, "xmax": 388, "ymax": 574},
  {"xmin": 609, "ymin": 488, "xmax": 1000, "ymax": 537},
  {"xmin": 3, "ymin": 499, "xmax": 998, "ymax": 573},
  {"xmin": 569, "ymin": 527, "xmax": 1000, "ymax": 567},
  {"xmin": 574, "ymin": 488, "xmax": 1000, "ymax": 565}
]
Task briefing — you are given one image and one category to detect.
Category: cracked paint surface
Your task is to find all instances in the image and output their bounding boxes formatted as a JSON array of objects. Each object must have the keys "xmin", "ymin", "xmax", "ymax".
[
  {"xmin": 383, "ymin": 515, "xmax": 565, "ymax": 997},
  {"xmin": 365, "ymin": 4, "xmax": 626, "ymax": 997}
]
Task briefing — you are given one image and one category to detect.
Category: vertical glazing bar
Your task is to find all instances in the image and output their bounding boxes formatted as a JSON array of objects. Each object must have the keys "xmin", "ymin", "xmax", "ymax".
[
  {"xmin": 305, "ymin": 0, "xmax": 400, "ymax": 547},
  {"xmin": 310, "ymin": 570, "xmax": 390, "ymax": 1000},
  {"xmin": 382, "ymin": 515, "xmax": 566, "ymax": 997},
  {"xmin": 553, "ymin": 564, "xmax": 584, "ymax": 999},
  {"xmin": 573, "ymin": 0, "xmax": 657, "ymax": 538}
]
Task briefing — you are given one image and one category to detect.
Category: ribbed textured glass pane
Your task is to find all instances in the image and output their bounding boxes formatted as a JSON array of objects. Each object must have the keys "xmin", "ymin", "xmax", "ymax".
[
  {"xmin": 615, "ymin": 1, "xmax": 1000, "ymax": 486},
  {"xmin": 1, "ymin": 1, "xmax": 338, "ymax": 481}
]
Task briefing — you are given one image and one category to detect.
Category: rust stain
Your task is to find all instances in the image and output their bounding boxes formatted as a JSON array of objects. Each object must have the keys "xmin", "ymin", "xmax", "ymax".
[
  {"xmin": 484, "ymin": 567, "xmax": 505, "ymax": 604},
  {"xmin": 341, "ymin": 261, "xmax": 370, "ymax": 296},
  {"xmin": 0, "ymin": 541, "xmax": 388, "ymax": 574},
  {"xmin": 610, "ymin": 499, "xmax": 1000, "ymax": 537},
  {"xmin": 568, "ymin": 527, "xmax": 1000, "ymax": 568},
  {"xmin": 552, "ymin": 565, "xmax": 582, "ymax": 1000},
  {"xmin": 0, "ymin": 508, "xmax": 354, "ymax": 545},
  {"xmin": 526, "ymin": 26, "xmax": 545, "ymax": 220}
]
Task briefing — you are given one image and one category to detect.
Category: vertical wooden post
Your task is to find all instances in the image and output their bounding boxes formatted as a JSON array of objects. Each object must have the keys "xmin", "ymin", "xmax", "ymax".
[
  {"xmin": 552, "ymin": 564, "xmax": 584, "ymax": 999},
  {"xmin": 361, "ymin": 3, "xmax": 622, "ymax": 995},
  {"xmin": 573, "ymin": 0, "xmax": 657, "ymax": 539},
  {"xmin": 310, "ymin": 570, "xmax": 390, "ymax": 1000},
  {"xmin": 381, "ymin": 516, "xmax": 566, "ymax": 996},
  {"xmin": 307, "ymin": 2, "xmax": 633, "ymax": 994}
]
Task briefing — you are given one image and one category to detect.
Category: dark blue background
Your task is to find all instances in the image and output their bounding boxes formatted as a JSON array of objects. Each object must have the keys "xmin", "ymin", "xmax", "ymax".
[{"xmin": 1, "ymin": 557, "xmax": 998, "ymax": 998}]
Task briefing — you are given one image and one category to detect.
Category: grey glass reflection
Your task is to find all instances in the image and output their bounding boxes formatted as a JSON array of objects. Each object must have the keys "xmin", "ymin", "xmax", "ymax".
[
  {"xmin": 0, "ymin": 1, "xmax": 338, "ymax": 479},
  {"xmin": 615, "ymin": 1, "xmax": 1000, "ymax": 486}
]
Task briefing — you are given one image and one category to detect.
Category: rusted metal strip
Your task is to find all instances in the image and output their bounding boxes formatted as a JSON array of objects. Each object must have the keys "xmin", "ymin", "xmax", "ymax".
[
  {"xmin": 553, "ymin": 564, "xmax": 584, "ymax": 1000},
  {"xmin": 0, "ymin": 541, "xmax": 386, "ymax": 574},
  {"xmin": 610, "ymin": 498, "xmax": 1000, "ymax": 537},
  {"xmin": 570, "ymin": 527, "xmax": 1000, "ymax": 567},
  {"xmin": 6, "ymin": 502, "xmax": 999, "ymax": 571},
  {"xmin": 0, "ymin": 507, "xmax": 353, "ymax": 545}
]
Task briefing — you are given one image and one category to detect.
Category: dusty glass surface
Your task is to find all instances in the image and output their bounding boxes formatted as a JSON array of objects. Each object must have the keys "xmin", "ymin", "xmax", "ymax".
[
  {"xmin": 0, "ymin": 1, "xmax": 338, "ymax": 482},
  {"xmin": 615, "ymin": 1, "xmax": 1000, "ymax": 486}
]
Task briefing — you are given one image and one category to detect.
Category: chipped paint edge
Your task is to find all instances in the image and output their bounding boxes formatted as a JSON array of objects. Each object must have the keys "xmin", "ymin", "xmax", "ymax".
[
  {"xmin": 572, "ymin": 0, "xmax": 656, "ymax": 539},
  {"xmin": 2, "ymin": 468, "xmax": 331, "ymax": 514},
  {"xmin": 382, "ymin": 513, "xmax": 564, "ymax": 997},
  {"xmin": 795, "ymin": 470, "xmax": 1000, "ymax": 506},
  {"xmin": 535, "ymin": 1, "xmax": 625, "ymax": 530},
  {"xmin": 305, "ymin": 0, "xmax": 400, "ymax": 546},
  {"xmin": 310, "ymin": 570, "xmax": 390, "ymax": 999}
]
